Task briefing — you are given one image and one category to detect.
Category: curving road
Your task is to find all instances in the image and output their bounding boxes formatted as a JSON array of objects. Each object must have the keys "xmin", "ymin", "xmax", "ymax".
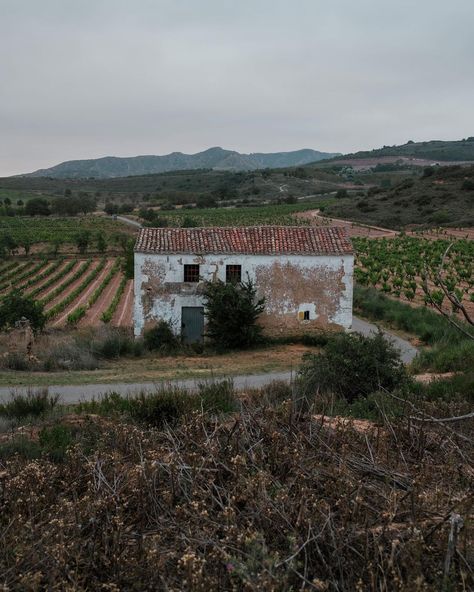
[{"xmin": 0, "ymin": 317, "xmax": 417, "ymax": 403}]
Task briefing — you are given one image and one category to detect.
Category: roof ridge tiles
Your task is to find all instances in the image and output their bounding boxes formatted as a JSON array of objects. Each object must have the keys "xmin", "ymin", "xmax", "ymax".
[{"xmin": 134, "ymin": 225, "xmax": 353, "ymax": 256}]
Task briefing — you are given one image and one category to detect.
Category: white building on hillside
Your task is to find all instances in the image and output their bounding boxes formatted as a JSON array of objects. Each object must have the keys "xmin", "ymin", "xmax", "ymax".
[{"xmin": 133, "ymin": 226, "xmax": 353, "ymax": 341}]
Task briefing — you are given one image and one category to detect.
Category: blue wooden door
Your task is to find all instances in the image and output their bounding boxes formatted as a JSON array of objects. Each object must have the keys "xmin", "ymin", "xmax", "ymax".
[{"xmin": 181, "ymin": 307, "xmax": 204, "ymax": 343}]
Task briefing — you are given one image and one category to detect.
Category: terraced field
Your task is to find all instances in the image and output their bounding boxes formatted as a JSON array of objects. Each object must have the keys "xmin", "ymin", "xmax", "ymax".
[{"xmin": 0, "ymin": 257, "xmax": 133, "ymax": 328}]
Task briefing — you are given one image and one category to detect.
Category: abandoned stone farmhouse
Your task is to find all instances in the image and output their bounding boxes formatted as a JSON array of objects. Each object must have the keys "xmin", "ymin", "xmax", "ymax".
[{"xmin": 133, "ymin": 226, "xmax": 354, "ymax": 341}]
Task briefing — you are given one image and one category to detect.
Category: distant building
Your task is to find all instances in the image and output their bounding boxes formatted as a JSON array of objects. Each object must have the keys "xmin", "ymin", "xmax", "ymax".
[{"xmin": 133, "ymin": 226, "xmax": 354, "ymax": 341}]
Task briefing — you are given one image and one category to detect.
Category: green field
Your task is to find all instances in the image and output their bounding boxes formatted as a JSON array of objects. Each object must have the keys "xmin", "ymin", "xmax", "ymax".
[
  {"xmin": 144, "ymin": 201, "xmax": 328, "ymax": 227},
  {"xmin": 0, "ymin": 216, "xmax": 132, "ymax": 250},
  {"xmin": 353, "ymin": 235, "xmax": 473, "ymax": 304}
]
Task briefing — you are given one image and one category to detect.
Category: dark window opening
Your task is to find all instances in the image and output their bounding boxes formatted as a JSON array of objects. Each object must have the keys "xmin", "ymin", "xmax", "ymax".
[
  {"xmin": 226, "ymin": 264, "xmax": 242, "ymax": 283},
  {"xmin": 303, "ymin": 310, "xmax": 310, "ymax": 320},
  {"xmin": 184, "ymin": 264, "xmax": 200, "ymax": 282}
]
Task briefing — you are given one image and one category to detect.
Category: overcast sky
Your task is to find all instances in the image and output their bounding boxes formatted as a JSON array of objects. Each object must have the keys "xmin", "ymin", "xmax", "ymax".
[{"xmin": 1, "ymin": 0, "xmax": 473, "ymax": 176}]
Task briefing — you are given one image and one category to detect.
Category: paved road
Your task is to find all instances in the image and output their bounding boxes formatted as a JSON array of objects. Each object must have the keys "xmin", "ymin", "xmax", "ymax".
[
  {"xmin": 0, "ymin": 317, "xmax": 417, "ymax": 403},
  {"xmin": 350, "ymin": 317, "xmax": 418, "ymax": 364}
]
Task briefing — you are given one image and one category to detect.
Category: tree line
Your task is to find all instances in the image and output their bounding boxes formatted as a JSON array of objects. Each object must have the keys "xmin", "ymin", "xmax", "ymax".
[{"xmin": 0, "ymin": 194, "xmax": 97, "ymax": 217}]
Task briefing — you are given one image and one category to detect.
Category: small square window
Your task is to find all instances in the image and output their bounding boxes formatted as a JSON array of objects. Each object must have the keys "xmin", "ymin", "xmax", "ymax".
[
  {"xmin": 226, "ymin": 264, "xmax": 242, "ymax": 283},
  {"xmin": 184, "ymin": 264, "xmax": 200, "ymax": 282},
  {"xmin": 303, "ymin": 310, "xmax": 310, "ymax": 320}
]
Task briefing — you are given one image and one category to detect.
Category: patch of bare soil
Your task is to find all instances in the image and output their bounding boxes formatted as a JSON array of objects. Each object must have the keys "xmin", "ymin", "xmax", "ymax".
[
  {"xmin": 78, "ymin": 269, "xmax": 124, "ymax": 328},
  {"xmin": 414, "ymin": 372, "xmax": 456, "ymax": 384},
  {"xmin": 112, "ymin": 279, "xmax": 134, "ymax": 327}
]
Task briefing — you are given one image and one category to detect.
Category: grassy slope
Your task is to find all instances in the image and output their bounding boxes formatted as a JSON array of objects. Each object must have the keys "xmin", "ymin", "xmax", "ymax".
[{"xmin": 323, "ymin": 165, "xmax": 474, "ymax": 228}]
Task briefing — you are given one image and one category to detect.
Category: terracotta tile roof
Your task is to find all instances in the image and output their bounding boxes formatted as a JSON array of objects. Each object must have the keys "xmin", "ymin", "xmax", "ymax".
[{"xmin": 135, "ymin": 226, "xmax": 353, "ymax": 256}]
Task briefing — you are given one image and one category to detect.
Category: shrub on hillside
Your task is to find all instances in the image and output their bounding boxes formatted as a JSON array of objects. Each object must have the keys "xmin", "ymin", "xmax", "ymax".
[{"xmin": 298, "ymin": 331, "xmax": 408, "ymax": 403}]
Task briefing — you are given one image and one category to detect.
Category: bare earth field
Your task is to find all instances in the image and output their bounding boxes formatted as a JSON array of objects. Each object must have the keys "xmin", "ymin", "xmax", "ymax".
[{"xmin": 2, "ymin": 257, "xmax": 133, "ymax": 328}]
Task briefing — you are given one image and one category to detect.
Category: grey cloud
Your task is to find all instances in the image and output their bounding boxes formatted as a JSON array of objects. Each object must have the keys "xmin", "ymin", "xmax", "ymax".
[{"xmin": 1, "ymin": 0, "xmax": 473, "ymax": 175}]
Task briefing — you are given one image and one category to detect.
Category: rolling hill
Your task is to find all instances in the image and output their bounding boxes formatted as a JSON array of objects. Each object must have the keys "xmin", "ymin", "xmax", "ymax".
[
  {"xmin": 23, "ymin": 147, "xmax": 340, "ymax": 179},
  {"xmin": 322, "ymin": 138, "xmax": 474, "ymax": 165},
  {"xmin": 323, "ymin": 164, "xmax": 474, "ymax": 229}
]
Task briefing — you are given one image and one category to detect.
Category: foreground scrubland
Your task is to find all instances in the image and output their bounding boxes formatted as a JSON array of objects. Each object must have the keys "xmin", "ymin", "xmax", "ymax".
[{"xmin": 0, "ymin": 367, "xmax": 472, "ymax": 591}]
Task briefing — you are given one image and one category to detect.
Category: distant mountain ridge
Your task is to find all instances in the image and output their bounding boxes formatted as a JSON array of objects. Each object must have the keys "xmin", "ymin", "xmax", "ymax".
[{"xmin": 24, "ymin": 147, "xmax": 340, "ymax": 179}]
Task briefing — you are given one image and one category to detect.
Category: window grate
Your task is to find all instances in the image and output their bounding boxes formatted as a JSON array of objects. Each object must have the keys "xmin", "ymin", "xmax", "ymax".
[
  {"xmin": 184, "ymin": 264, "xmax": 200, "ymax": 282},
  {"xmin": 226, "ymin": 264, "xmax": 242, "ymax": 283}
]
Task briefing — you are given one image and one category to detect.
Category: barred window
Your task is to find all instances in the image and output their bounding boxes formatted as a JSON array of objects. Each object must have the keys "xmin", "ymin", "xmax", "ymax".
[
  {"xmin": 184, "ymin": 264, "xmax": 200, "ymax": 282},
  {"xmin": 226, "ymin": 265, "xmax": 242, "ymax": 283}
]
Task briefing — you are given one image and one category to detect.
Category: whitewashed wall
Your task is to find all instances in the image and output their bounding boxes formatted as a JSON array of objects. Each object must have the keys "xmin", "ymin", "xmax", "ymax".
[{"xmin": 134, "ymin": 252, "xmax": 353, "ymax": 336}]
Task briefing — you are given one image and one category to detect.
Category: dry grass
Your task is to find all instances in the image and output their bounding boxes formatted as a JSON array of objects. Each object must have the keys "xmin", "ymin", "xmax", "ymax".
[{"xmin": 0, "ymin": 388, "xmax": 471, "ymax": 591}]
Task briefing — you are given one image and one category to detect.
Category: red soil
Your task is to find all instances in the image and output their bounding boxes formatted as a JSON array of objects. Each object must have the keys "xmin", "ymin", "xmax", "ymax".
[
  {"xmin": 78, "ymin": 268, "xmax": 124, "ymax": 328},
  {"xmin": 52, "ymin": 260, "xmax": 114, "ymax": 327},
  {"xmin": 44, "ymin": 260, "xmax": 100, "ymax": 315},
  {"xmin": 112, "ymin": 279, "xmax": 134, "ymax": 327},
  {"xmin": 32, "ymin": 261, "xmax": 82, "ymax": 301}
]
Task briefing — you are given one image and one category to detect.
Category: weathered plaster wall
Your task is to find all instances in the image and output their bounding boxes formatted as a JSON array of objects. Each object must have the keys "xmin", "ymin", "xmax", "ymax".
[{"xmin": 134, "ymin": 252, "xmax": 353, "ymax": 337}]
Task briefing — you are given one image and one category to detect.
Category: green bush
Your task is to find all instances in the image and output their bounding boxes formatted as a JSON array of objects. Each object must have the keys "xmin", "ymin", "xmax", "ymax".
[
  {"xmin": 128, "ymin": 389, "xmax": 189, "ymax": 427},
  {"xmin": 39, "ymin": 425, "xmax": 73, "ymax": 462},
  {"xmin": 196, "ymin": 379, "xmax": 237, "ymax": 414},
  {"xmin": 298, "ymin": 332, "xmax": 408, "ymax": 403},
  {"xmin": 144, "ymin": 320, "xmax": 180, "ymax": 353},
  {"xmin": 0, "ymin": 289, "xmax": 46, "ymax": 332},
  {"xmin": 0, "ymin": 390, "xmax": 59, "ymax": 420},
  {"xmin": 203, "ymin": 278, "xmax": 265, "ymax": 350},
  {"xmin": 95, "ymin": 331, "xmax": 134, "ymax": 358},
  {"xmin": 77, "ymin": 380, "xmax": 236, "ymax": 426}
]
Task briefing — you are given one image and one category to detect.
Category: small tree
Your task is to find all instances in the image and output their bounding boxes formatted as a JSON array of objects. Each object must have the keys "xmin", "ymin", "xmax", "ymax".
[
  {"xmin": 0, "ymin": 290, "xmax": 46, "ymax": 332},
  {"xmin": 96, "ymin": 233, "xmax": 107, "ymax": 253},
  {"xmin": 22, "ymin": 237, "xmax": 32, "ymax": 256},
  {"xmin": 76, "ymin": 230, "xmax": 90, "ymax": 254},
  {"xmin": 203, "ymin": 278, "xmax": 265, "ymax": 350}
]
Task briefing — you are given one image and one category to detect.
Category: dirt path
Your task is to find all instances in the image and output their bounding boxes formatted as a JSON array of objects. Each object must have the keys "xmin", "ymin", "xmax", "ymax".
[
  {"xmin": 78, "ymin": 267, "xmax": 123, "ymax": 327},
  {"xmin": 44, "ymin": 260, "xmax": 98, "ymax": 314},
  {"xmin": 294, "ymin": 209, "xmax": 398, "ymax": 238},
  {"xmin": 52, "ymin": 260, "xmax": 114, "ymax": 327},
  {"xmin": 113, "ymin": 279, "xmax": 134, "ymax": 327}
]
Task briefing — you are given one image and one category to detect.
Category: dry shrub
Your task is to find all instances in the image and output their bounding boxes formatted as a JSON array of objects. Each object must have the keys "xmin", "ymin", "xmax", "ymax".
[{"xmin": 0, "ymin": 399, "xmax": 471, "ymax": 591}]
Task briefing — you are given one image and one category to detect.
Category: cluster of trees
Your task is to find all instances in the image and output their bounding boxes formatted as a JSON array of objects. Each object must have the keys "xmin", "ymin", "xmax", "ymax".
[
  {"xmin": 104, "ymin": 202, "xmax": 134, "ymax": 215},
  {"xmin": 0, "ymin": 195, "xmax": 97, "ymax": 217},
  {"xmin": 0, "ymin": 231, "xmax": 110, "ymax": 258}
]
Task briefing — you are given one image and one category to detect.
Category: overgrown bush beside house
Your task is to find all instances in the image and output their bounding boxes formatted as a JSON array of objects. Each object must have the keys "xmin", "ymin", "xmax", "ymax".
[{"xmin": 203, "ymin": 278, "xmax": 265, "ymax": 350}]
